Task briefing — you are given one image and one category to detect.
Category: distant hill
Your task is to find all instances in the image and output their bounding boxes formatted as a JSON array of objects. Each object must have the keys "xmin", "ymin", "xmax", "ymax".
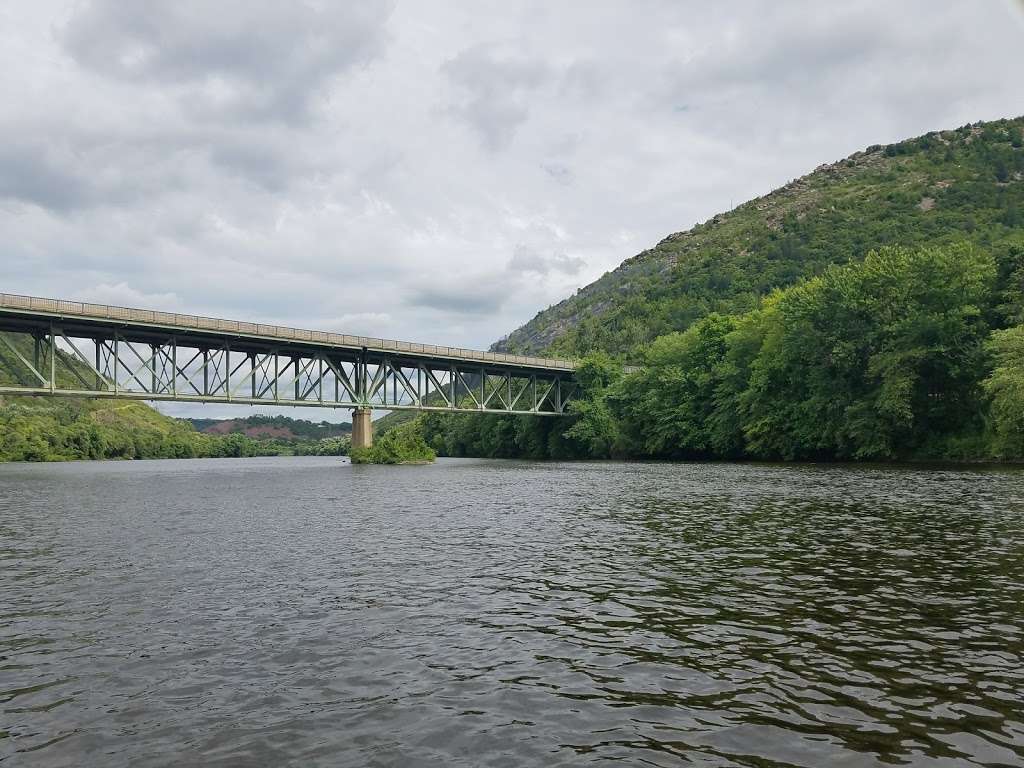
[
  {"xmin": 494, "ymin": 116, "xmax": 1024, "ymax": 360},
  {"xmin": 189, "ymin": 415, "xmax": 351, "ymax": 440}
]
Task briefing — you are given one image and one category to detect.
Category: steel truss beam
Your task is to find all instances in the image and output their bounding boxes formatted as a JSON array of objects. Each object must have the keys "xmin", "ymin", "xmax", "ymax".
[{"xmin": 0, "ymin": 327, "xmax": 577, "ymax": 416}]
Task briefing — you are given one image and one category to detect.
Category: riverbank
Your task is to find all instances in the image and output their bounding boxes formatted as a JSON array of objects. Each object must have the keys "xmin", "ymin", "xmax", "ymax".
[{"xmin": 0, "ymin": 397, "xmax": 352, "ymax": 462}]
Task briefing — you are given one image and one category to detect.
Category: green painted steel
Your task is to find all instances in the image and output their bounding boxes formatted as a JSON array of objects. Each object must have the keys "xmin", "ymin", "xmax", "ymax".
[{"xmin": 0, "ymin": 294, "xmax": 577, "ymax": 416}]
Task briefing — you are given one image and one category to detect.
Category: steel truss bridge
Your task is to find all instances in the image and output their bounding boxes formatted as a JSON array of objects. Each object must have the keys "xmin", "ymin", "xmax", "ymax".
[{"xmin": 0, "ymin": 294, "xmax": 578, "ymax": 419}]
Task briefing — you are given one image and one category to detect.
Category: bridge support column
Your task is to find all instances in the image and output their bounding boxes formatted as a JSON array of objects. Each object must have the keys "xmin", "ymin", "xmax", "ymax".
[{"xmin": 351, "ymin": 407, "xmax": 373, "ymax": 450}]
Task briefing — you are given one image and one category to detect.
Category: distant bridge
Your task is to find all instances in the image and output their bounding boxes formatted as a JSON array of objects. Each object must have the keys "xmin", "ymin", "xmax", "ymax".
[{"xmin": 0, "ymin": 294, "xmax": 577, "ymax": 448}]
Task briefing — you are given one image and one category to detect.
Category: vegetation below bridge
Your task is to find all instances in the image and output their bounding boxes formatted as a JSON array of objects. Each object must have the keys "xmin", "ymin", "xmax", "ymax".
[{"xmin": 350, "ymin": 422, "xmax": 436, "ymax": 465}]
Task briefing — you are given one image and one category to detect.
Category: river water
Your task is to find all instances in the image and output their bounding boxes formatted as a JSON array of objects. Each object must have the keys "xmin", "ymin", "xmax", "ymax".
[{"xmin": 1, "ymin": 457, "xmax": 1023, "ymax": 767}]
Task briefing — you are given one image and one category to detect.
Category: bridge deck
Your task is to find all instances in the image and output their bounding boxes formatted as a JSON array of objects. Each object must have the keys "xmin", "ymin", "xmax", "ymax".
[
  {"xmin": 0, "ymin": 293, "xmax": 574, "ymax": 374},
  {"xmin": 0, "ymin": 293, "xmax": 577, "ymax": 415}
]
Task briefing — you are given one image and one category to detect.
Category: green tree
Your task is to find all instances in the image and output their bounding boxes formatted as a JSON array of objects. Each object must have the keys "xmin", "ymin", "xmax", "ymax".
[
  {"xmin": 564, "ymin": 352, "xmax": 624, "ymax": 457},
  {"xmin": 740, "ymin": 244, "xmax": 995, "ymax": 459},
  {"xmin": 983, "ymin": 325, "xmax": 1024, "ymax": 457},
  {"xmin": 610, "ymin": 315, "xmax": 737, "ymax": 457}
]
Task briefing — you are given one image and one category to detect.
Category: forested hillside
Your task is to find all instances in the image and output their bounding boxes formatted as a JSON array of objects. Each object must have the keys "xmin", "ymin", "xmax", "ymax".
[
  {"xmin": 0, "ymin": 334, "xmax": 224, "ymax": 461},
  {"xmin": 190, "ymin": 415, "xmax": 350, "ymax": 439},
  {"xmin": 419, "ymin": 117, "xmax": 1024, "ymax": 462},
  {"xmin": 496, "ymin": 117, "xmax": 1024, "ymax": 361},
  {"xmin": 0, "ymin": 335, "xmax": 350, "ymax": 461}
]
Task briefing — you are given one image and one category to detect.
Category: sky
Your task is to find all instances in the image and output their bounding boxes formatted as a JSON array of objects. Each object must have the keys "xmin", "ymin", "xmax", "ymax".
[{"xmin": 2, "ymin": 1, "xmax": 1023, "ymax": 420}]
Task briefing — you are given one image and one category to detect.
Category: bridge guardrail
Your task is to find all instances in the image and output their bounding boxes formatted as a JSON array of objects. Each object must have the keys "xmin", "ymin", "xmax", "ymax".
[{"xmin": 0, "ymin": 292, "xmax": 576, "ymax": 371}]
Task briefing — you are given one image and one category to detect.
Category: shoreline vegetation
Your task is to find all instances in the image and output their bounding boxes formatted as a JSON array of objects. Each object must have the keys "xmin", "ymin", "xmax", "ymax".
[{"xmin": 0, "ymin": 397, "xmax": 353, "ymax": 463}]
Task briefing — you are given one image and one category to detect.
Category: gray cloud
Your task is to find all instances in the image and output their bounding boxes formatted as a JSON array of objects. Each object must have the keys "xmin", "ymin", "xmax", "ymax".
[
  {"xmin": 0, "ymin": 141, "xmax": 93, "ymax": 212},
  {"xmin": 0, "ymin": 135, "xmax": 192, "ymax": 212},
  {"xmin": 60, "ymin": 0, "xmax": 394, "ymax": 123},
  {"xmin": 441, "ymin": 43, "xmax": 550, "ymax": 150},
  {"xmin": 409, "ymin": 279, "xmax": 512, "ymax": 315},
  {"xmin": 508, "ymin": 245, "xmax": 584, "ymax": 276},
  {"xmin": 541, "ymin": 162, "xmax": 573, "ymax": 185}
]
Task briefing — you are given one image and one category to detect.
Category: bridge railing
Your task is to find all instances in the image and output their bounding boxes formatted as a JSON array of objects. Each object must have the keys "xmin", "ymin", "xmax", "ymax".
[{"xmin": 0, "ymin": 292, "xmax": 575, "ymax": 371}]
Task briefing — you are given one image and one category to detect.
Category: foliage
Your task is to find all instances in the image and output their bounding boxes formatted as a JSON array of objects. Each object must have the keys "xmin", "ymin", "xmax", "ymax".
[
  {"xmin": 295, "ymin": 435, "xmax": 352, "ymax": 456},
  {"xmin": 0, "ymin": 396, "xmax": 271, "ymax": 462},
  {"xmin": 608, "ymin": 314, "xmax": 741, "ymax": 458},
  {"xmin": 419, "ymin": 243, "xmax": 1022, "ymax": 462},
  {"xmin": 984, "ymin": 325, "xmax": 1024, "ymax": 457},
  {"xmin": 350, "ymin": 420, "xmax": 436, "ymax": 464},
  {"xmin": 559, "ymin": 352, "xmax": 624, "ymax": 457},
  {"xmin": 417, "ymin": 410, "xmax": 581, "ymax": 461},
  {"xmin": 189, "ymin": 414, "xmax": 350, "ymax": 440},
  {"xmin": 602, "ymin": 244, "xmax": 1002, "ymax": 460}
]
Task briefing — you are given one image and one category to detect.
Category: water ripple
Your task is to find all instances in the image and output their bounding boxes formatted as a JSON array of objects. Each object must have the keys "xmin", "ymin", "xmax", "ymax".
[{"xmin": 0, "ymin": 457, "xmax": 1022, "ymax": 766}]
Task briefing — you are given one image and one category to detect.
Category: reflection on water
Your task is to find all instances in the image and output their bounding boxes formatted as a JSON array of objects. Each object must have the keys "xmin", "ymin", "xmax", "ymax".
[{"xmin": 1, "ymin": 457, "xmax": 1022, "ymax": 767}]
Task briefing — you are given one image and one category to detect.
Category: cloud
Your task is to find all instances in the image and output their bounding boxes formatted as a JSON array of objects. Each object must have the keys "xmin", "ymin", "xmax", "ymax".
[
  {"xmin": 409, "ymin": 278, "xmax": 512, "ymax": 315},
  {"xmin": 71, "ymin": 282, "xmax": 181, "ymax": 310},
  {"xmin": 541, "ymin": 162, "xmax": 573, "ymax": 185},
  {"xmin": 59, "ymin": 0, "xmax": 395, "ymax": 123},
  {"xmin": 508, "ymin": 245, "xmax": 584, "ymax": 276},
  {"xmin": 441, "ymin": 43, "xmax": 550, "ymax": 150},
  {"xmin": 408, "ymin": 244, "xmax": 586, "ymax": 317},
  {"xmin": 322, "ymin": 312, "xmax": 393, "ymax": 337},
  {"xmin": 0, "ymin": 141, "xmax": 93, "ymax": 212}
]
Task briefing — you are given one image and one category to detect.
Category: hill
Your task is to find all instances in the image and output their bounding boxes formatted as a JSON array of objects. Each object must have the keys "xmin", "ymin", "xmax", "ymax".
[
  {"xmin": 0, "ymin": 334, "xmax": 316, "ymax": 461},
  {"xmin": 190, "ymin": 415, "xmax": 351, "ymax": 440},
  {"xmin": 416, "ymin": 116, "xmax": 1024, "ymax": 461},
  {"xmin": 495, "ymin": 117, "xmax": 1024, "ymax": 360}
]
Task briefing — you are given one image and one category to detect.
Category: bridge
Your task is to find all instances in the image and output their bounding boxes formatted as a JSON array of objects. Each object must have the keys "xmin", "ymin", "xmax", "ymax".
[{"xmin": 0, "ymin": 293, "xmax": 577, "ymax": 448}]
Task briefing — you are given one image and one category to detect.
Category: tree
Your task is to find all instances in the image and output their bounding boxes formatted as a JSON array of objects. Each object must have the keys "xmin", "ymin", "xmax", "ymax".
[
  {"xmin": 564, "ymin": 353, "xmax": 625, "ymax": 457},
  {"xmin": 984, "ymin": 325, "xmax": 1024, "ymax": 458},
  {"xmin": 740, "ymin": 244, "xmax": 995, "ymax": 459},
  {"xmin": 610, "ymin": 315, "xmax": 737, "ymax": 458},
  {"xmin": 351, "ymin": 420, "xmax": 436, "ymax": 464}
]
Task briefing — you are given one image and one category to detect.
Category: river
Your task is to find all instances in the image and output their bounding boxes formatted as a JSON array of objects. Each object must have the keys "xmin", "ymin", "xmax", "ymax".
[{"xmin": 1, "ymin": 457, "xmax": 1022, "ymax": 766}]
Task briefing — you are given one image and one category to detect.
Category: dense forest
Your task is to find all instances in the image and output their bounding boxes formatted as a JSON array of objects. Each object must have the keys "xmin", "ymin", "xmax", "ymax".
[{"xmin": 417, "ymin": 117, "xmax": 1024, "ymax": 462}]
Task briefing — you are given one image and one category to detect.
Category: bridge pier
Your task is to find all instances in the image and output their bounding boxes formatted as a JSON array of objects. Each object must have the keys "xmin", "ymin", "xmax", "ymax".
[{"xmin": 351, "ymin": 407, "xmax": 373, "ymax": 450}]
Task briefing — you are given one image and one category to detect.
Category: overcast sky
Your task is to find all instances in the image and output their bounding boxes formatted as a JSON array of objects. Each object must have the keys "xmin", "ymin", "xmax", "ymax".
[{"xmin": 2, "ymin": 1, "xmax": 1023, "ymax": 420}]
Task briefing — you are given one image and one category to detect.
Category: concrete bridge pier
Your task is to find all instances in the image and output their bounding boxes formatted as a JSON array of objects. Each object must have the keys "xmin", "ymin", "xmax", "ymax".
[{"xmin": 351, "ymin": 407, "xmax": 373, "ymax": 450}]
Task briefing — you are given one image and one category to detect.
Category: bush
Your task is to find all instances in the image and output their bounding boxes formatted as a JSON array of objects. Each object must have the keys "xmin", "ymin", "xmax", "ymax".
[{"xmin": 350, "ymin": 420, "xmax": 436, "ymax": 464}]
